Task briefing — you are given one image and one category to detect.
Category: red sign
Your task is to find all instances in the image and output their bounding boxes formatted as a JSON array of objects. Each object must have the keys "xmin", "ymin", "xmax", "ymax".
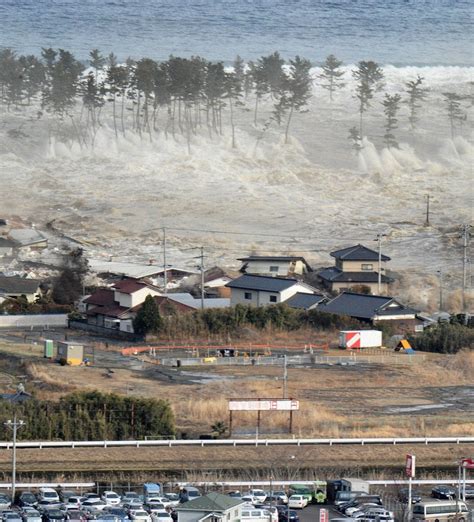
[
  {"xmin": 406, "ymin": 454, "xmax": 416, "ymax": 478},
  {"xmin": 461, "ymin": 458, "xmax": 474, "ymax": 469},
  {"xmin": 319, "ymin": 509, "xmax": 329, "ymax": 522}
]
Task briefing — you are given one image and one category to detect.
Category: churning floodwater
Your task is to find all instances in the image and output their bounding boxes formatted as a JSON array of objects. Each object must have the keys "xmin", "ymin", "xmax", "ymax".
[{"xmin": 0, "ymin": 0, "xmax": 472, "ymax": 66}]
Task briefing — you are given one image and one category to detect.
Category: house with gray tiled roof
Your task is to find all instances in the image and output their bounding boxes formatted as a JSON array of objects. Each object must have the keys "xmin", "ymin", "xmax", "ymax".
[
  {"xmin": 0, "ymin": 276, "xmax": 42, "ymax": 304},
  {"xmin": 318, "ymin": 244, "xmax": 393, "ymax": 294},
  {"xmin": 226, "ymin": 274, "xmax": 318, "ymax": 307},
  {"xmin": 177, "ymin": 492, "xmax": 245, "ymax": 522},
  {"xmin": 317, "ymin": 291, "xmax": 422, "ymax": 333}
]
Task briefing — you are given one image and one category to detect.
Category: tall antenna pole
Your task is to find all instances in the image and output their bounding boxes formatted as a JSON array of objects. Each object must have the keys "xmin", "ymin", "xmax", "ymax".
[
  {"xmin": 375, "ymin": 233, "xmax": 386, "ymax": 294},
  {"xmin": 424, "ymin": 194, "xmax": 430, "ymax": 227},
  {"xmin": 5, "ymin": 414, "xmax": 25, "ymax": 502},
  {"xmin": 461, "ymin": 224, "xmax": 470, "ymax": 313},
  {"xmin": 200, "ymin": 246, "xmax": 205, "ymax": 310},
  {"xmin": 162, "ymin": 227, "xmax": 167, "ymax": 295},
  {"xmin": 437, "ymin": 269, "xmax": 443, "ymax": 311}
]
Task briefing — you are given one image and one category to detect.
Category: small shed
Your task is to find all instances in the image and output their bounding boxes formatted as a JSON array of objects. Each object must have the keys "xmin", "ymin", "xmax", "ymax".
[
  {"xmin": 57, "ymin": 342, "xmax": 84, "ymax": 366},
  {"xmin": 395, "ymin": 339, "xmax": 415, "ymax": 353}
]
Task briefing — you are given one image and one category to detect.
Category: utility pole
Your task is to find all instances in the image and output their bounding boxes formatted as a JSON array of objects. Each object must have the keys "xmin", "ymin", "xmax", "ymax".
[
  {"xmin": 162, "ymin": 227, "xmax": 167, "ymax": 295},
  {"xmin": 375, "ymin": 233, "xmax": 387, "ymax": 295},
  {"xmin": 424, "ymin": 194, "xmax": 430, "ymax": 227},
  {"xmin": 461, "ymin": 224, "xmax": 470, "ymax": 313},
  {"xmin": 4, "ymin": 415, "xmax": 25, "ymax": 501},
  {"xmin": 437, "ymin": 269, "xmax": 443, "ymax": 311},
  {"xmin": 282, "ymin": 355, "xmax": 288, "ymax": 399},
  {"xmin": 200, "ymin": 246, "xmax": 205, "ymax": 310}
]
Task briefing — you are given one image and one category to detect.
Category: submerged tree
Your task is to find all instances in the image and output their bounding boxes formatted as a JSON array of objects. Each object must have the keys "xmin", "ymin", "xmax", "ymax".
[
  {"xmin": 382, "ymin": 93, "xmax": 402, "ymax": 148},
  {"xmin": 348, "ymin": 126, "xmax": 363, "ymax": 153},
  {"xmin": 352, "ymin": 61, "xmax": 384, "ymax": 136},
  {"xmin": 443, "ymin": 92, "xmax": 467, "ymax": 139},
  {"xmin": 319, "ymin": 54, "xmax": 345, "ymax": 102},
  {"xmin": 276, "ymin": 56, "xmax": 312, "ymax": 144},
  {"xmin": 405, "ymin": 75, "xmax": 428, "ymax": 131}
]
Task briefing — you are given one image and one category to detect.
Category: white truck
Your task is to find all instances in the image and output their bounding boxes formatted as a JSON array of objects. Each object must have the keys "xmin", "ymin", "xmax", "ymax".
[
  {"xmin": 339, "ymin": 330, "xmax": 382, "ymax": 349},
  {"xmin": 341, "ymin": 478, "xmax": 370, "ymax": 494}
]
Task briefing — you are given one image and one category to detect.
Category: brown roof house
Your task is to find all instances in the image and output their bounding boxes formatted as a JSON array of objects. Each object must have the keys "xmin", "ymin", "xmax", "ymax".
[
  {"xmin": 84, "ymin": 279, "xmax": 162, "ymax": 333},
  {"xmin": 318, "ymin": 244, "xmax": 393, "ymax": 295}
]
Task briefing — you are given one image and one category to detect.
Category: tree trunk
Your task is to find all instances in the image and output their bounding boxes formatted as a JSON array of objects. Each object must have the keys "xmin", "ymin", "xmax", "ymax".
[
  {"xmin": 254, "ymin": 95, "xmax": 259, "ymax": 126},
  {"xmin": 284, "ymin": 105, "xmax": 294, "ymax": 144},
  {"xmin": 112, "ymin": 94, "xmax": 118, "ymax": 139},
  {"xmin": 229, "ymin": 96, "xmax": 236, "ymax": 148}
]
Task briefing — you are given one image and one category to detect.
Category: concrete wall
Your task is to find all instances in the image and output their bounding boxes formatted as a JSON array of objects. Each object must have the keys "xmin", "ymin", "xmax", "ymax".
[
  {"xmin": 0, "ymin": 314, "xmax": 68, "ymax": 328},
  {"xmin": 115, "ymin": 288, "xmax": 161, "ymax": 308}
]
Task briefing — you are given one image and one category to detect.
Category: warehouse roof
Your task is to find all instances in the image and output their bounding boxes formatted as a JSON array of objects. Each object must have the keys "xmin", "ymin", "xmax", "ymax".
[{"xmin": 177, "ymin": 492, "xmax": 244, "ymax": 512}]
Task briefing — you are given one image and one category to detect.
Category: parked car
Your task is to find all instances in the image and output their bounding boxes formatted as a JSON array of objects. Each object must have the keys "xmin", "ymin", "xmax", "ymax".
[
  {"xmin": 64, "ymin": 498, "xmax": 83, "ymax": 511},
  {"xmin": 398, "ymin": 488, "xmax": 422, "ymax": 504},
  {"xmin": 94, "ymin": 516, "xmax": 120, "ymax": 522},
  {"xmin": 431, "ymin": 485, "xmax": 457, "ymax": 499},
  {"xmin": 288, "ymin": 496, "xmax": 308, "ymax": 510},
  {"xmin": 0, "ymin": 495, "xmax": 12, "ymax": 511},
  {"xmin": 59, "ymin": 493, "xmax": 76, "ymax": 503},
  {"xmin": 101, "ymin": 494, "xmax": 121, "ymax": 508},
  {"xmin": 122, "ymin": 501, "xmax": 143, "ymax": 513},
  {"xmin": 21, "ymin": 509, "xmax": 42, "ymax": 522},
  {"xmin": 253, "ymin": 506, "xmax": 278, "ymax": 522},
  {"xmin": 248, "ymin": 491, "xmax": 267, "ymax": 504},
  {"xmin": 144, "ymin": 504, "xmax": 165, "ymax": 515},
  {"xmin": 227, "ymin": 492, "xmax": 241, "ymax": 499},
  {"xmin": 277, "ymin": 509, "xmax": 299, "ymax": 522},
  {"xmin": 240, "ymin": 496, "xmax": 255, "ymax": 505},
  {"xmin": 37, "ymin": 491, "xmax": 60, "ymax": 505},
  {"xmin": 18, "ymin": 493, "xmax": 38, "ymax": 508},
  {"xmin": 121, "ymin": 495, "xmax": 140, "ymax": 504},
  {"xmin": 272, "ymin": 492, "xmax": 289, "ymax": 504},
  {"xmin": 3, "ymin": 512, "xmax": 23, "ymax": 522},
  {"xmin": 464, "ymin": 485, "xmax": 474, "ymax": 499},
  {"xmin": 346, "ymin": 504, "xmax": 381, "ymax": 517},
  {"xmin": 81, "ymin": 501, "xmax": 107, "ymax": 512},
  {"xmin": 42, "ymin": 510, "xmax": 67, "ymax": 522},
  {"xmin": 65, "ymin": 510, "xmax": 87, "ymax": 522},
  {"xmin": 128, "ymin": 511, "xmax": 151, "ymax": 522},
  {"xmin": 103, "ymin": 509, "xmax": 128, "ymax": 522},
  {"xmin": 162, "ymin": 496, "xmax": 179, "ymax": 509},
  {"xmin": 36, "ymin": 501, "xmax": 62, "ymax": 513},
  {"xmin": 150, "ymin": 512, "xmax": 172, "ymax": 522}
]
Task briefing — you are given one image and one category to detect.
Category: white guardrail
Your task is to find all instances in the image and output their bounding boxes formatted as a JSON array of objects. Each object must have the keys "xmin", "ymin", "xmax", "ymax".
[{"xmin": 1, "ymin": 436, "xmax": 473, "ymax": 450}]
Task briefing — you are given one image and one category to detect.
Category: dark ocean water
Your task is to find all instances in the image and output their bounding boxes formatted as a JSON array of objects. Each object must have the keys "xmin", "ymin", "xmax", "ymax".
[{"xmin": 0, "ymin": 0, "xmax": 472, "ymax": 66}]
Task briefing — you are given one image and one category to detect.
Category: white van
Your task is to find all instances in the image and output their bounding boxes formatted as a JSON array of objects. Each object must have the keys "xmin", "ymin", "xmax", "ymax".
[
  {"xmin": 37, "ymin": 488, "xmax": 60, "ymax": 503},
  {"xmin": 241, "ymin": 507, "xmax": 274, "ymax": 522}
]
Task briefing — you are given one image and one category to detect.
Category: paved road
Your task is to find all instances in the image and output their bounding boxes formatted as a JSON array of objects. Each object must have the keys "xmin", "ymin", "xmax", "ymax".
[{"xmin": 296, "ymin": 504, "xmax": 340, "ymax": 522}]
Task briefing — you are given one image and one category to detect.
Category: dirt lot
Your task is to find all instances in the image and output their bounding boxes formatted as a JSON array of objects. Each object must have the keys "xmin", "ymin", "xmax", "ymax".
[{"xmin": 0, "ymin": 332, "xmax": 472, "ymax": 440}]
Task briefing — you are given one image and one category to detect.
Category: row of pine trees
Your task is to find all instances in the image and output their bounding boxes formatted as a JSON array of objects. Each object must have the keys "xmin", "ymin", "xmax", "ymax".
[
  {"xmin": 0, "ymin": 48, "xmax": 469, "ymax": 151},
  {"xmin": 0, "ymin": 391, "xmax": 175, "ymax": 441}
]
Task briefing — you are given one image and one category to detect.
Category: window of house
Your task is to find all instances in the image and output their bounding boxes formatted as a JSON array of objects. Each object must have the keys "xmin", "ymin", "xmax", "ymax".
[
  {"xmin": 269, "ymin": 295, "xmax": 277, "ymax": 303},
  {"xmin": 361, "ymin": 263, "xmax": 373, "ymax": 271},
  {"xmin": 244, "ymin": 292, "xmax": 252, "ymax": 300},
  {"xmin": 269, "ymin": 265, "xmax": 279, "ymax": 272}
]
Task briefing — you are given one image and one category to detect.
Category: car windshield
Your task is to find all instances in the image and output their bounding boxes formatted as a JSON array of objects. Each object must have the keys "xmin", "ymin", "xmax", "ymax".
[
  {"xmin": 43, "ymin": 493, "xmax": 57, "ymax": 499},
  {"xmin": 106, "ymin": 494, "xmax": 119, "ymax": 498}
]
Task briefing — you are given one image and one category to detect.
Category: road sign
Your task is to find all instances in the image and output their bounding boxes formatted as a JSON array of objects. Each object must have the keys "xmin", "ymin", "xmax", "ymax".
[
  {"xmin": 228, "ymin": 399, "xmax": 300, "ymax": 411},
  {"xmin": 461, "ymin": 458, "xmax": 474, "ymax": 469},
  {"xmin": 319, "ymin": 509, "xmax": 329, "ymax": 522},
  {"xmin": 406, "ymin": 454, "xmax": 416, "ymax": 478}
]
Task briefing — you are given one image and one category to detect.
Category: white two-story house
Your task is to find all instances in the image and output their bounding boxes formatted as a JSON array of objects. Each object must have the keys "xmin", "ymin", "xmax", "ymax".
[{"xmin": 226, "ymin": 274, "xmax": 317, "ymax": 306}]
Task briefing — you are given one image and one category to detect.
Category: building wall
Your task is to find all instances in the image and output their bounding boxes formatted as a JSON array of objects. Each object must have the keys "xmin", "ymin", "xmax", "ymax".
[
  {"xmin": 374, "ymin": 318, "xmax": 422, "ymax": 335},
  {"xmin": 331, "ymin": 281, "xmax": 389, "ymax": 295},
  {"xmin": 242, "ymin": 260, "xmax": 292, "ymax": 276},
  {"xmin": 337, "ymin": 259, "xmax": 388, "ymax": 272},
  {"xmin": 114, "ymin": 287, "xmax": 161, "ymax": 308},
  {"xmin": 230, "ymin": 283, "xmax": 314, "ymax": 306}
]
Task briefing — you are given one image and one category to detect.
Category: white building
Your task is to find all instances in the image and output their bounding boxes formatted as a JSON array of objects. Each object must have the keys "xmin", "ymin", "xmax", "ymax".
[
  {"xmin": 238, "ymin": 255, "xmax": 312, "ymax": 277},
  {"xmin": 177, "ymin": 493, "xmax": 244, "ymax": 522},
  {"xmin": 226, "ymin": 274, "xmax": 317, "ymax": 306}
]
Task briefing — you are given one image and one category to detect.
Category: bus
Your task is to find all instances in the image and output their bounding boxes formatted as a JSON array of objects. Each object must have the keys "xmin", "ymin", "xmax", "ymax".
[
  {"xmin": 241, "ymin": 507, "xmax": 275, "ymax": 522},
  {"xmin": 412, "ymin": 501, "xmax": 469, "ymax": 522},
  {"xmin": 288, "ymin": 482, "xmax": 327, "ymax": 504}
]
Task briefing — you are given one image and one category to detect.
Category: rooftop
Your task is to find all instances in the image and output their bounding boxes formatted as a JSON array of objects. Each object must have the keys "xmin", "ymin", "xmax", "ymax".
[
  {"xmin": 83, "ymin": 289, "xmax": 115, "ymax": 307},
  {"xmin": 319, "ymin": 291, "xmax": 417, "ymax": 320},
  {"xmin": 0, "ymin": 237, "xmax": 18, "ymax": 248},
  {"xmin": 0, "ymin": 276, "xmax": 41, "ymax": 295},
  {"xmin": 285, "ymin": 292, "xmax": 326, "ymax": 310},
  {"xmin": 177, "ymin": 492, "xmax": 244, "ymax": 512},
  {"xmin": 226, "ymin": 274, "xmax": 302, "ymax": 293},
  {"xmin": 161, "ymin": 293, "xmax": 230, "ymax": 309},
  {"xmin": 113, "ymin": 279, "xmax": 160, "ymax": 295},
  {"xmin": 89, "ymin": 259, "xmax": 171, "ymax": 280},
  {"xmin": 330, "ymin": 244, "xmax": 390, "ymax": 262},
  {"xmin": 318, "ymin": 267, "xmax": 392, "ymax": 283},
  {"xmin": 8, "ymin": 228, "xmax": 47, "ymax": 246}
]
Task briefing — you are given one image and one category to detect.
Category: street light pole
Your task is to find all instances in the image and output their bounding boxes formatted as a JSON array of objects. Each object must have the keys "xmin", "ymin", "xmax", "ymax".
[
  {"xmin": 4, "ymin": 414, "xmax": 25, "ymax": 501},
  {"xmin": 437, "ymin": 270, "xmax": 443, "ymax": 311}
]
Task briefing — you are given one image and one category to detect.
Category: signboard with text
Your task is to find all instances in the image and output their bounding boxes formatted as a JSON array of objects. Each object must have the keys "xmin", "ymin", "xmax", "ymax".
[
  {"xmin": 461, "ymin": 458, "xmax": 474, "ymax": 469},
  {"xmin": 319, "ymin": 509, "xmax": 329, "ymax": 522},
  {"xmin": 228, "ymin": 399, "xmax": 300, "ymax": 411},
  {"xmin": 406, "ymin": 454, "xmax": 416, "ymax": 478}
]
